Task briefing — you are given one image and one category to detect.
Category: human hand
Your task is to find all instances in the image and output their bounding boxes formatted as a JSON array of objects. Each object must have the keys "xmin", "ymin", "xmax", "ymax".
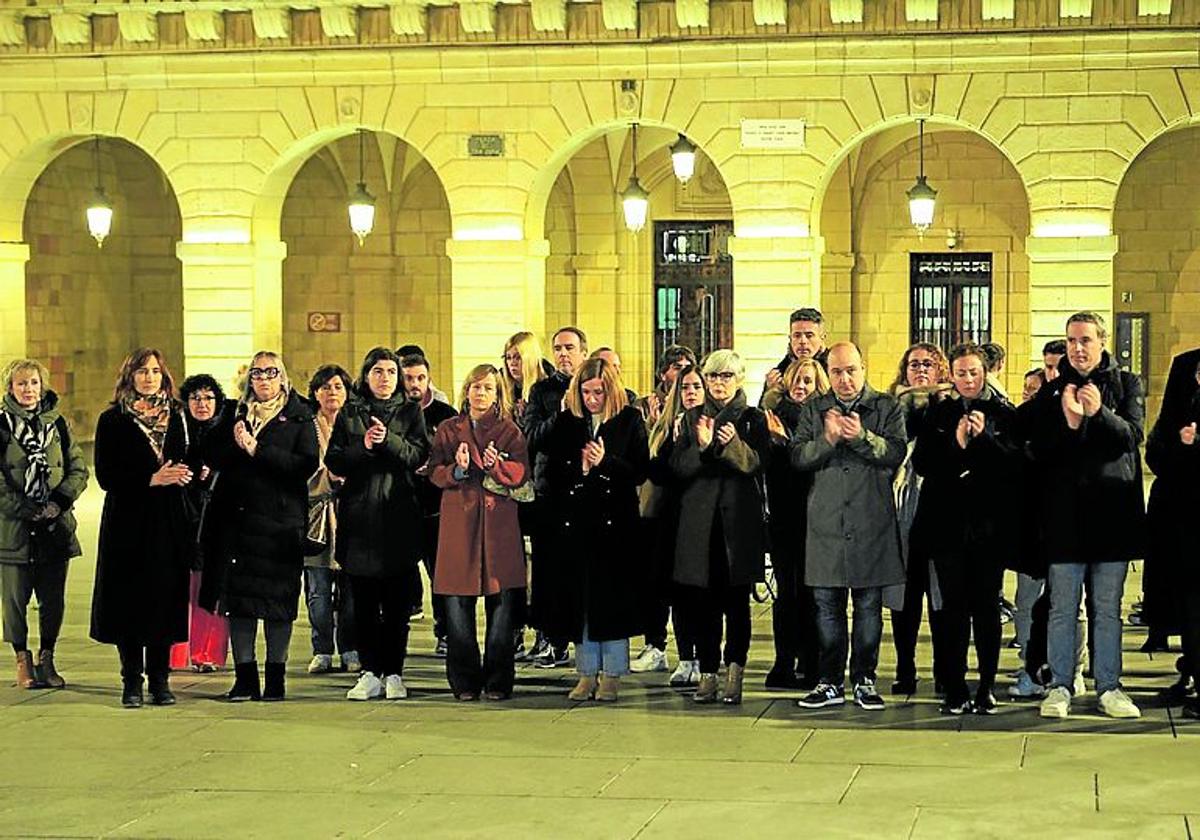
[
  {"xmin": 716, "ymin": 422, "xmax": 736, "ymax": 446},
  {"xmin": 1061, "ymin": 384, "xmax": 1084, "ymax": 430},
  {"xmin": 839, "ymin": 411, "xmax": 863, "ymax": 441},
  {"xmin": 150, "ymin": 460, "xmax": 193, "ymax": 487},
  {"xmin": 454, "ymin": 442, "xmax": 471, "ymax": 470},
  {"xmin": 765, "ymin": 410, "xmax": 787, "ymax": 441},
  {"xmin": 695, "ymin": 415, "xmax": 715, "ymax": 450},
  {"xmin": 967, "ymin": 410, "xmax": 986, "ymax": 438},
  {"xmin": 364, "ymin": 416, "xmax": 387, "ymax": 450},
  {"xmin": 233, "ymin": 420, "xmax": 257, "ymax": 456},
  {"xmin": 482, "ymin": 441, "xmax": 499, "ymax": 469},
  {"xmin": 823, "ymin": 410, "xmax": 842, "ymax": 445},
  {"xmin": 1078, "ymin": 383, "xmax": 1102, "ymax": 418},
  {"xmin": 956, "ymin": 415, "xmax": 972, "ymax": 450},
  {"xmin": 765, "ymin": 368, "xmax": 783, "ymax": 390},
  {"xmin": 646, "ymin": 393, "xmax": 662, "ymax": 425},
  {"xmin": 1182, "ymin": 422, "xmax": 1197, "ymax": 446}
]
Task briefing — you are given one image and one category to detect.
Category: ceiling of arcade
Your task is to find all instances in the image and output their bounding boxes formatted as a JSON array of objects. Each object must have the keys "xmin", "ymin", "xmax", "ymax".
[{"xmin": 0, "ymin": 0, "xmax": 1196, "ymax": 52}]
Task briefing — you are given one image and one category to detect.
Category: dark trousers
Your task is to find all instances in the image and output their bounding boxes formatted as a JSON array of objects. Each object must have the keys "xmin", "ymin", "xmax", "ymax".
[
  {"xmin": 686, "ymin": 521, "xmax": 751, "ymax": 673},
  {"xmin": 1, "ymin": 561, "xmax": 68, "ymax": 653},
  {"xmin": 1178, "ymin": 585, "xmax": 1200, "ymax": 681},
  {"xmin": 118, "ymin": 642, "xmax": 170, "ymax": 686},
  {"xmin": 769, "ymin": 549, "xmax": 819, "ymax": 678},
  {"xmin": 671, "ymin": 582, "xmax": 696, "ymax": 660},
  {"xmin": 410, "ymin": 516, "xmax": 447, "ymax": 639},
  {"xmin": 642, "ymin": 517, "xmax": 671, "ymax": 651},
  {"xmin": 933, "ymin": 554, "xmax": 1004, "ymax": 699},
  {"xmin": 1025, "ymin": 588, "xmax": 1051, "ymax": 679},
  {"xmin": 890, "ymin": 554, "xmax": 941, "ymax": 684},
  {"xmin": 229, "ymin": 617, "xmax": 293, "ymax": 665},
  {"xmin": 813, "ymin": 586, "xmax": 883, "ymax": 687},
  {"xmin": 350, "ymin": 573, "xmax": 412, "ymax": 677},
  {"xmin": 444, "ymin": 589, "xmax": 519, "ymax": 696}
]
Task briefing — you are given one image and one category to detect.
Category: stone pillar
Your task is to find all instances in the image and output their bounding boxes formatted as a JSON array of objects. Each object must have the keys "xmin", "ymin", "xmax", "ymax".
[
  {"xmin": 1025, "ymin": 234, "xmax": 1118, "ymax": 367},
  {"xmin": 175, "ymin": 240, "xmax": 287, "ymax": 388},
  {"xmin": 0, "ymin": 242, "xmax": 29, "ymax": 360},
  {"xmin": 572, "ymin": 253, "xmax": 619, "ymax": 351},
  {"xmin": 445, "ymin": 238, "xmax": 549, "ymax": 388},
  {"xmin": 726, "ymin": 233, "xmax": 825, "ymax": 396}
]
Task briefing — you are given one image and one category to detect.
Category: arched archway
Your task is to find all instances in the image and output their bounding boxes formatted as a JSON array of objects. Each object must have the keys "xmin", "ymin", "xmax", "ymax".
[{"xmin": 22, "ymin": 136, "xmax": 184, "ymax": 439}]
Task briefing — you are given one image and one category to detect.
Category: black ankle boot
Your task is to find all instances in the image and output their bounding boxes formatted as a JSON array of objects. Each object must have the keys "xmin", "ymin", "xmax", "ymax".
[
  {"xmin": 148, "ymin": 674, "xmax": 176, "ymax": 706},
  {"xmin": 121, "ymin": 678, "xmax": 144, "ymax": 709},
  {"xmin": 262, "ymin": 662, "xmax": 286, "ymax": 701},
  {"xmin": 225, "ymin": 661, "xmax": 261, "ymax": 702}
]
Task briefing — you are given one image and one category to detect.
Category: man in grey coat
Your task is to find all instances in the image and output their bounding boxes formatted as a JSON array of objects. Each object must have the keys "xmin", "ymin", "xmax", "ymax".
[{"xmin": 790, "ymin": 342, "xmax": 907, "ymax": 711}]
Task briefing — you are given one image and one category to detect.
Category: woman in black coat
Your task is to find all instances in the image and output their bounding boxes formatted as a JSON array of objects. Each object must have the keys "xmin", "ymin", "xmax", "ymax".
[
  {"xmin": 763, "ymin": 357, "xmax": 829, "ymax": 691},
  {"xmin": 220, "ymin": 351, "xmax": 318, "ymax": 703},
  {"xmin": 90, "ymin": 348, "xmax": 193, "ymax": 708},
  {"xmin": 541, "ymin": 357, "xmax": 648, "ymax": 703},
  {"xmin": 670, "ymin": 349, "xmax": 770, "ymax": 706},
  {"xmin": 912, "ymin": 343, "xmax": 1022, "ymax": 715},
  {"xmin": 325, "ymin": 347, "xmax": 429, "ymax": 702}
]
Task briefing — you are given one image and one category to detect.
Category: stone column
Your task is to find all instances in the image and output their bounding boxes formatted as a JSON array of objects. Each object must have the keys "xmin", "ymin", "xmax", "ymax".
[
  {"xmin": 1025, "ymin": 234, "xmax": 1118, "ymax": 367},
  {"xmin": 175, "ymin": 240, "xmax": 287, "ymax": 388},
  {"xmin": 445, "ymin": 238, "xmax": 549, "ymax": 388},
  {"xmin": 0, "ymin": 242, "xmax": 29, "ymax": 360},
  {"xmin": 571, "ymin": 253, "xmax": 620, "ymax": 351}
]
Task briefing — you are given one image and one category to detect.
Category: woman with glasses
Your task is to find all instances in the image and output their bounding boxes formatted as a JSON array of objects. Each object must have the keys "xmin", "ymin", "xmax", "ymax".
[
  {"xmin": 326, "ymin": 348, "xmax": 430, "ymax": 702},
  {"xmin": 220, "ymin": 352, "xmax": 318, "ymax": 702},
  {"xmin": 887, "ymin": 342, "xmax": 952, "ymax": 696},
  {"xmin": 91, "ymin": 348, "xmax": 192, "ymax": 707},
  {"xmin": 671, "ymin": 350, "xmax": 770, "ymax": 705},
  {"xmin": 428, "ymin": 364, "xmax": 528, "ymax": 700}
]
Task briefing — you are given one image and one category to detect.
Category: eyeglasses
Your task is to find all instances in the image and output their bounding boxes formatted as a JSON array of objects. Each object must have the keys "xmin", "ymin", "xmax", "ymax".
[
  {"xmin": 907, "ymin": 359, "xmax": 937, "ymax": 370},
  {"xmin": 249, "ymin": 367, "xmax": 280, "ymax": 380},
  {"xmin": 704, "ymin": 371, "xmax": 736, "ymax": 382},
  {"xmin": 187, "ymin": 393, "xmax": 216, "ymax": 403}
]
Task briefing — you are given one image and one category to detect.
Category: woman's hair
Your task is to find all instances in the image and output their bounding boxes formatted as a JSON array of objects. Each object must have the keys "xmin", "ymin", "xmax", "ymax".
[
  {"xmin": 308, "ymin": 364, "xmax": 354, "ymax": 402},
  {"xmin": 948, "ymin": 341, "xmax": 989, "ymax": 368},
  {"xmin": 700, "ymin": 349, "xmax": 745, "ymax": 386},
  {"xmin": 782, "ymin": 358, "xmax": 830, "ymax": 399},
  {"xmin": 564, "ymin": 357, "xmax": 627, "ymax": 422},
  {"xmin": 458, "ymin": 363, "xmax": 513, "ymax": 419},
  {"xmin": 648, "ymin": 367, "xmax": 705, "ymax": 457},
  {"xmin": 501, "ymin": 331, "xmax": 547, "ymax": 393},
  {"xmin": 239, "ymin": 351, "xmax": 290, "ymax": 402},
  {"xmin": 2, "ymin": 358, "xmax": 52, "ymax": 396},
  {"xmin": 113, "ymin": 348, "xmax": 177, "ymax": 404},
  {"xmin": 355, "ymin": 347, "xmax": 401, "ymax": 399},
  {"xmin": 180, "ymin": 373, "xmax": 226, "ymax": 405},
  {"xmin": 891, "ymin": 342, "xmax": 950, "ymax": 392}
]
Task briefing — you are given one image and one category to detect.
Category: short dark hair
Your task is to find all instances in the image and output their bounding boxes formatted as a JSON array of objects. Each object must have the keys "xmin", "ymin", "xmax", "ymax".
[
  {"xmin": 400, "ymin": 353, "xmax": 429, "ymax": 372},
  {"xmin": 180, "ymin": 373, "xmax": 226, "ymax": 405},
  {"xmin": 1025, "ymin": 368, "xmax": 1045, "ymax": 382},
  {"xmin": 789, "ymin": 307, "xmax": 823, "ymax": 326},
  {"xmin": 1042, "ymin": 339, "xmax": 1067, "ymax": 356},
  {"xmin": 980, "ymin": 342, "xmax": 1006, "ymax": 372},
  {"xmin": 552, "ymin": 326, "xmax": 588, "ymax": 351},
  {"xmin": 1066, "ymin": 311, "xmax": 1108, "ymax": 342},
  {"xmin": 357, "ymin": 347, "xmax": 402, "ymax": 398},
  {"xmin": 656, "ymin": 344, "xmax": 697, "ymax": 379},
  {"xmin": 948, "ymin": 342, "xmax": 989, "ymax": 367},
  {"xmin": 308, "ymin": 364, "xmax": 353, "ymax": 402},
  {"xmin": 395, "ymin": 344, "xmax": 425, "ymax": 359}
]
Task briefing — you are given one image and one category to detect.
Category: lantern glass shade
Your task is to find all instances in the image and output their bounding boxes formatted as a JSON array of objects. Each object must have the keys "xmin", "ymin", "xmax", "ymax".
[
  {"xmin": 621, "ymin": 177, "xmax": 649, "ymax": 233},
  {"xmin": 348, "ymin": 182, "xmax": 376, "ymax": 245},
  {"xmin": 86, "ymin": 187, "xmax": 113, "ymax": 248},
  {"xmin": 907, "ymin": 175, "xmax": 937, "ymax": 232},
  {"xmin": 670, "ymin": 134, "xmax": 697, "ymax": 184}
]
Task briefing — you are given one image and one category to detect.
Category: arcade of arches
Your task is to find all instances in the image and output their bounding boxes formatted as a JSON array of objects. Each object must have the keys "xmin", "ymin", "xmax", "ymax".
[{"xmin": 3, "ymin": 20, "xmax": 1200, "ymax": 438}]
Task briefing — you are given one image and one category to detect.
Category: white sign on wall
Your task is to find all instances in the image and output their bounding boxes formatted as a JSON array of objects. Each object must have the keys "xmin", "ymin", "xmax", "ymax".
[{"xmin": 740, "ymin": 119, "xmax": 806, "ymax": 149}]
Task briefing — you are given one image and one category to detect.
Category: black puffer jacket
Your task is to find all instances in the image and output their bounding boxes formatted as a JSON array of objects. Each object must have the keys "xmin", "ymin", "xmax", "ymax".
[
  {"xmin": 325, "ymin": 394, "xmax": 430, "ymax": 578},
  {"xmin": 521, "ymin": 369, "xmax": 571, "ymax": 494},
  {"xmin": 1026, "ymin": 351, "xmax": 1146, "ymax": 565},
  {"xmin": 221, "ymin": 390, "xmax": 319, "ymax": 620}
]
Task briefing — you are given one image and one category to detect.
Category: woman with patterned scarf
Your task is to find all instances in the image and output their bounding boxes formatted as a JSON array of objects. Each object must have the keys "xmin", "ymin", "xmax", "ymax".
[
  {"xmin": 91, "ymin": 348, "xmax": 193, "ymax": 708},
  {"xmin": 0, "ymin": 358, "xmax": 89, "ymax": 690},
  {"xmin": 219, "ymin": 351, "xmax": 318, "ymax": 703}
]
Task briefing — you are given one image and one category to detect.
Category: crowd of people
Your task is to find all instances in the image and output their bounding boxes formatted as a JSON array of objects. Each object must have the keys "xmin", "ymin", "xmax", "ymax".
[{"xmin": 2, "ymin": 306, "xmax": 1198, "ymax": 721}]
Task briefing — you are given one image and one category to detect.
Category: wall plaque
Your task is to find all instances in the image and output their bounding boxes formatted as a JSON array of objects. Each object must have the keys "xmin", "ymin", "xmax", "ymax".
[
  {"xmin": 739, "ymin": 119, "xmax": 805, "ymax": 149},
  {"xmin": 468, "ymin": 134, "xmax": 505, "ymax": 157},
  {"xmin": 307, "ymin": 312, "xmax": 342, "ymax": 332}
]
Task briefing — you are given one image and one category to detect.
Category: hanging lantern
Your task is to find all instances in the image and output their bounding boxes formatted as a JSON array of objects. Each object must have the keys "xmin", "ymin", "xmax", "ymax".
[
  {"xmin": 347, "ymin": 129, "xmax": 376, "ymax": 245},
  {"xmin": 621, "ymin": 123, "xmax": 649, "ymax": 233},
  {"xmin": 670, "ymin": 133, "xmax": 697, "ymax": 185},
  {"xmin": 906, "ymin": 119, "xmax": 937, "ymax": 234},
  {"xmin": 86, "ymin": 137, "xmax": 113, "ymax": 248}
]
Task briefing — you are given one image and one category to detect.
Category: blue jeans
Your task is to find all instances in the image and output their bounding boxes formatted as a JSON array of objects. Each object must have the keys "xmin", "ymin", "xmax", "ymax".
[
  {"xmin": 575, "ymin": 625, "xmax": 630, "ymax": 677},
  {"xmin": 303, "ymin": 567, "xmax": 356, "ymax": 657},
  {"xmin": 1048, "ymin": 562, "xmax": 1127, "ymax": 695},
  {"xmin": 444, "ymin": 590, "xmax": 518, "ymax": 697},
  {"xmin": 812, "ymin": 586, "xmax": 882, "ymax": 687}
]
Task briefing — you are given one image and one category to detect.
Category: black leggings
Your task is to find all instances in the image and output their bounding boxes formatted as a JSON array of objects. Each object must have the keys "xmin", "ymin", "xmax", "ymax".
[
  {"xmin": 933, "ymin": 555, "xmax": 1004, "ymax": 698},
  {"xmin": 229, "ymin": 617, "xmax": 293, "ymax": 665},
  {"xmin": 687, "ymin": 518, "xmax": 752, "ymax": 673},
  {"xmin": 349, "ymin": 573, "xmax": 413, "ymax": 677}
]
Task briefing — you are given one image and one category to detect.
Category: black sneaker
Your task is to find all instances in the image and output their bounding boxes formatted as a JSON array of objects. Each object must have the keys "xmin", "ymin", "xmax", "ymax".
[
  {"xmin": 891, "ymin": 676, "xmax": 917, "ymax": 696},
  {"xmin": 974, "ymin": 691, "xmax": 998, "ymax": 715},
  {"xmin": 533, "ymin": 644, "xmax": 569, "ymax": 669},
  {"xmin": 434, "ymin": 637, "xmax": 448, "ymax": 658},
  {"xmin": 523, "ymin": 635, "xmax": 550, "ymax": 665},
  {"xmin": 797, "ymin": 682, "xmax": 845, "ymax": 709},
  {"xmin": 854, "ymin": 680, "xmax": 885, "ymax": 711},
  {"xmin": 764, "ymin": 667, "xmax": 800, "ymax": 690},
  {"xmin": 941, "ymin": 695, "xmax": 972, "ymax": 715}
]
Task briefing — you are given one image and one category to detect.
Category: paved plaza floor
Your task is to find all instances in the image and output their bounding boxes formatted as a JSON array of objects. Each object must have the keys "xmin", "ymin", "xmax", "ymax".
[{"xmin": 2, "ymin": 483, "xmax": 1198, "ymax": 839}]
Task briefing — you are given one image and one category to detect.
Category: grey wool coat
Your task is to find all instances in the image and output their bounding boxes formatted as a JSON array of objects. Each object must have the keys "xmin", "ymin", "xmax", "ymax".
[{"xmin": 789, "ymin": 385, "xmax": 907, "ymax": 591}]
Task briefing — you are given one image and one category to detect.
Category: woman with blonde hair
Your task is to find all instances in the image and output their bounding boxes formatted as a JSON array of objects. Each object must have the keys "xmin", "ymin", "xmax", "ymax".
[
  {"xmin": 501, "ymin": 331, "xmax": 552, "ymax": 424},
  {"xmin": 541, "ymin": 357, "xmax": 649, "ymax": 702},
  {"xmin": 1, "ymin": 358, "xmax": 89, "ymax": 690},
  {"xmin": 428, "ymin": 364, "xmax": 528, "ymax": 700}
]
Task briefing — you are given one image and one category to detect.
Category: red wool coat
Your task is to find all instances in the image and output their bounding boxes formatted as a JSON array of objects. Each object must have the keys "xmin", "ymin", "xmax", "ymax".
[{"xmin": 429, "ymin": 411, "xmax": 529, "ymax": 596}]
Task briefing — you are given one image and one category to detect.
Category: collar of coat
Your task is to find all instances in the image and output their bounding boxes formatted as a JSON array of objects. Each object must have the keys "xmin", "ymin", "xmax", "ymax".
[
  {"xmin": 700, "ymin": 389, "xmax": 749, "ymax": 427},
  {"xmin": 809, "ymin": 384, "xmax": 886, "ymax": 417},
  {"xmin": 1054, "ymin": 350, "xmax": 1120, "ymax": 389}
]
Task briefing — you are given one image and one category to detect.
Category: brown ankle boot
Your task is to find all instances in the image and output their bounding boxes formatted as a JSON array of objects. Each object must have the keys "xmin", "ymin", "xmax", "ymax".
[
  {"xmin": 15, "ymin": 651, "xmax": 37, "ymax": 689},
  {"xmin": 568, "ymin": 675, "xmax": 597, "ymax": 701},
  {"xmin": 694, "ymin": 672, "xmax": 719, "ymax": 704},
  {"xmin": 36, "ymin": 650, "xmax": 65, "ymax": 689},
  {"xmin": 722, "ymin": 663, "xmax": 744, "ymax": 705},
  {"xmin": 596, "ymin": 674, "xmax": 620, "ymax": 702}
]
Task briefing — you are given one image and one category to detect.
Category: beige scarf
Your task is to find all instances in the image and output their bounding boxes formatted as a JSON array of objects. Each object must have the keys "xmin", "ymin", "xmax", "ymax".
[
  {"xmin": 245, "ymin": 388, "xmax": 288, "ymax": 437},
  {"xmin": 121, "ymin": 391, "xmax": 173, "ymax": 464}
]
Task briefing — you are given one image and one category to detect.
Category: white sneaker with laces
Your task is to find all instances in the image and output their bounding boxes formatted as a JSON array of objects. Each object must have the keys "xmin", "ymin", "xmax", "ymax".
[
  {"xmin": 1098, "ymin": 688, "xmax": 1141, "ymax": 719},
  {"xmin": 630, "ymin": 645, "xmax": 668, "ymax": 673},
  {"xmin": 668, "ymin": 659, "xmax": 694, "ymax": 686},
  {"xmin": 346, "ymin": 671, "xmax": 384, "ymax": 701},
  {"xmin": 385, "ymin": 673, "xmax": 408, "ymax": 700},
  {"xmin": 307, "ymin": 654, "xmax": 333, "ymax": 674},
  {"xmin": 1039, "ymin": 685, "xmax": 1071, "ymax": 718}
]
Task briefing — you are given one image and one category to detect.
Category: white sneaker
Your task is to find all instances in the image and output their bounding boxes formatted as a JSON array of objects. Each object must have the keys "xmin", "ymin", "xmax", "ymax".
[
  {"xmin": 1098, "ymin": 688, "xmax": 1141, "ymax": 719},
  {"xmin": 385, "ymin": 674, "xmax": 408, "ymax": 700},
  {"xmin": 668, "ymin": 659, "xmax": 695, "ymax": 686},
  {"xmin": 307, "ymin": 654, "xmax": 333, "ymax": 674},
  {"xmin": 346, "ymin": 671, "xmax": 384, "ymax": 701},
  {"xmin": 1039, "ymin": 685, "xmax": 1072, "ymax": 719},
  {"xmin": 630, "ymin": 645, "xmax": 668, "ymax": 674}
]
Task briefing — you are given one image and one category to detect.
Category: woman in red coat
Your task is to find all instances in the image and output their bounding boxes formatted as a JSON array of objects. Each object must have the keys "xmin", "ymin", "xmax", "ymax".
[{"xmin": 429, "ymin": 364, "xmax": 530, "ymax": 701}]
